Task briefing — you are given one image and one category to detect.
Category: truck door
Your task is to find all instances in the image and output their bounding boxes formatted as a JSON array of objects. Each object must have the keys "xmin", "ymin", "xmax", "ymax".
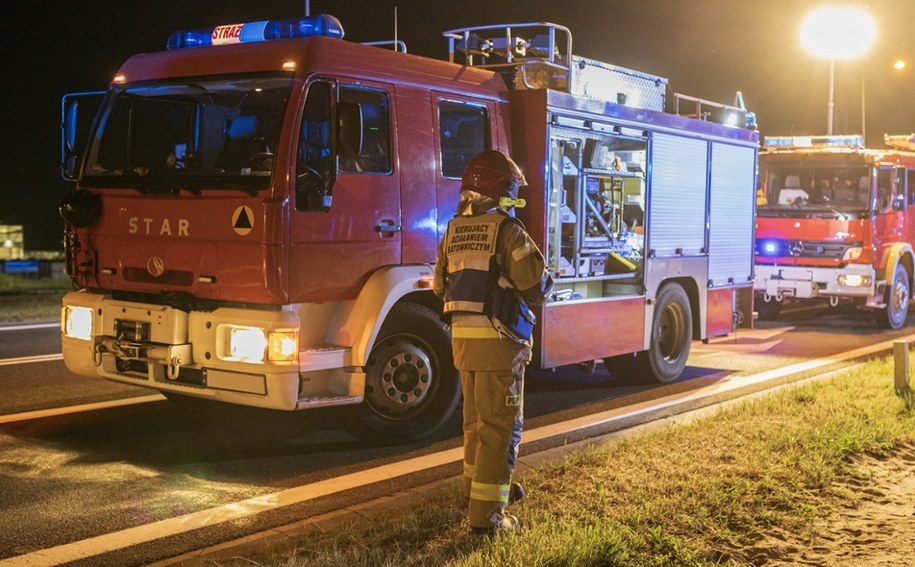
[
  {"xmin": 873, "ymin": 166, "xmax": 902, "ymax": 260},
  {"xmin": 289, "ymin": 78, "xmax": 401, "ymax": 301}
]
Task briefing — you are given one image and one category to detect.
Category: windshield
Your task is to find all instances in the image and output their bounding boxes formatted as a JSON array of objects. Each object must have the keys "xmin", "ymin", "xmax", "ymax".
[
  {"xmin": 83, "ymin": 74, "xmax": 294, "ymax": 193},
  {"xmin": 758, "ymin": 158, "xmax": 871, "ymax": 216}
]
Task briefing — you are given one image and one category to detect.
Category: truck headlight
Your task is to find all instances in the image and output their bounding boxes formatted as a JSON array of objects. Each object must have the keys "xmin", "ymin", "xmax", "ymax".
[
  {"xmin": 229, "ymin": 326, "xmax": 268, "ymax": 362},
  {"xmin": 268, "ymin": 330, "xmax": 298, "ymax": 362},
  {"xmin": 838, "ymin": 274, "xmax": 871, "ymax": 287},
  {"xmin": 62, "ymin": 306, "xmax": 93, "ymax": 340}
]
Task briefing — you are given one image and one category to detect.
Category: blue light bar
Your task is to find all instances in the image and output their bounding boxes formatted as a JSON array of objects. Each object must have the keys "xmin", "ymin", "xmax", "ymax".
[
  {"xmin": 167, "ymin": 14, "xmax": 344, "ymax": 50},
  {"xmin": 763, "ymin": 135, "xmax": 864, "ymax": 150}
]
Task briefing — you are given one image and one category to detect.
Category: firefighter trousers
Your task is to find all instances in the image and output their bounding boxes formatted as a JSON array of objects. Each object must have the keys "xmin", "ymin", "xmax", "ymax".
[{"xmin": 460, "ymin": 349, "xmax": 527, "ymax": 529}]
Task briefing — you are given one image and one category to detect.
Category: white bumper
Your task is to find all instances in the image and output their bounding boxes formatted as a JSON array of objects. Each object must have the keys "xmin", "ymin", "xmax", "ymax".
[
  {"xmin": 60, "ymin": 291, "xmax": 361, "ymax": 411},
  {"xmin": 753, "ymin": 264, "xmax": 877, "ymax": 299}
]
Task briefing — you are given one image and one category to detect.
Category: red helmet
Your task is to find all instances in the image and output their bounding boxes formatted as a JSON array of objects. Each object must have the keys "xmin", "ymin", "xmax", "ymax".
[{"xmin": 461, "ymin": 150, "xmax": 527, "ymax": 200}]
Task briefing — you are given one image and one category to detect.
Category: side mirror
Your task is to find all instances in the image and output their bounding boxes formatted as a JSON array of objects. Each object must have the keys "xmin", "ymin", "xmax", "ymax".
[{"xmin": 61, "ymin": 91, "xmax": 104, "ymax": 181}]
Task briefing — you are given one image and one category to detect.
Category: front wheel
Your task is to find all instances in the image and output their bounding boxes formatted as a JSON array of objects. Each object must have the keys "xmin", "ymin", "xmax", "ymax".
[
  {"xmin": 874, "ymin": 263, "xmax": 910, "ymax": 329},
  {"xmin": 345, "ymin": 302, "xmax": 460, "ymax": 445},
  {"xmin": 604, "ymin": 283, "xmax": 692, "ymax": 384}
]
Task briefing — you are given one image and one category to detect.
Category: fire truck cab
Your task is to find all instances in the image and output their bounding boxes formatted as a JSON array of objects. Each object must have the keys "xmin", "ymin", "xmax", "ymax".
[
  {"xmin": 59, "ymin": 15, "xmax": 758, "ymax": 443},
  {"xmin": 755, "ymin": 134, "xmax": 915, "ymax": 328}
]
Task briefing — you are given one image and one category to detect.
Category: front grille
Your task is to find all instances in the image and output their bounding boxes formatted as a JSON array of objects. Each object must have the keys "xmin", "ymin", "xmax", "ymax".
[{"xmin": 755, "ymin": 239, "xmax": 861, "ymax": 260}]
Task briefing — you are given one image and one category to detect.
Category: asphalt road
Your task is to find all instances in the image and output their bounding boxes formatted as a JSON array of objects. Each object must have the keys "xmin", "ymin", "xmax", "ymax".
[{"xmin": 1, "ymin": 301, "xmax": 913, "ymax": 566}]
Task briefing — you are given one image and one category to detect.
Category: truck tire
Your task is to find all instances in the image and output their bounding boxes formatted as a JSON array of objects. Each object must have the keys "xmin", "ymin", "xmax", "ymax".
[
  {"xmin": 345, "ymin": 302, "xmax": 460, "ymax": 445},
  {"xmin": 755, "ymin": 294, "xmax": 782, "ymax": 320},
  {"xmin": 874, "ymin": 263, "xmax": 910, "ymax": 330},
  {"xmin": 604, "ymin": 283, "xmax": 692, "ymax": 384}
]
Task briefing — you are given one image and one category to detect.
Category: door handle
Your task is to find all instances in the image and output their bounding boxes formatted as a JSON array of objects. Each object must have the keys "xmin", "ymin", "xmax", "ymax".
[{"xmin": 375, "ymin": 220, "xmax": 402, "ymax": 237}]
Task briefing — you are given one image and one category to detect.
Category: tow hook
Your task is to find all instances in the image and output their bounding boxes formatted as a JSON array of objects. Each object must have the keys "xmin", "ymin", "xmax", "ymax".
[
  {"xmin": 92, "ymin": 338, "xmax": 106, "ymax": 367},
  {"xmin": 167, "ymin": 354, "xmax": 183, "ymax": 380}
]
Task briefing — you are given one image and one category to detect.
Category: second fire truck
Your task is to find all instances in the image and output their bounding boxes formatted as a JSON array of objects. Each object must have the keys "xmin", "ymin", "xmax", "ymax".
[
  {"xmin": 59, "ymin": 15, "xmax": 758, "ymax": 443},
  {"xmin": 755, "ymin": 134, "xmax": 915, "ymax": 328}
]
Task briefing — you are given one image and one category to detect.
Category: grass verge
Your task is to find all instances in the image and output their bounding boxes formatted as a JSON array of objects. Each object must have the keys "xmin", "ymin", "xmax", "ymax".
[
  {"xmin": 0, "ymin": 274, "xmax": 72, "ymax": 323},
  {"xmin": 212, "ymin": 357, "xmax": 915, "ymax": 567}
]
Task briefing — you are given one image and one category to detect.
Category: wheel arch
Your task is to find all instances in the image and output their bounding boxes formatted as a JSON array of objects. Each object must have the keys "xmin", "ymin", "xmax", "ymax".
[
  {"xmin": 328, "ymin": 264, "xmax": 441, "ymax": 367},
  {"xmin": 659, "ymin": 276, "xmax": 702, "ymax": 339},
  {"xmin": 882, "ymin": 243, "xmax": 915, "ymax": 298}
]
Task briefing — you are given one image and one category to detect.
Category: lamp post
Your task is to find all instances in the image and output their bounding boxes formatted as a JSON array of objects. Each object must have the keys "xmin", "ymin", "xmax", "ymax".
[{"xmin": 800, "ymin": 6, "xmax": 876, "ymax": 135}]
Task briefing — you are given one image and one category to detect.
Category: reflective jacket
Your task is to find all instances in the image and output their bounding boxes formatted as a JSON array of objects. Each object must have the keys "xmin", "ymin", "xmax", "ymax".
[
  {"xmin": 440, "ymin": 211, "xmax": 503, "ymax": 315},
  {"xmin": 434, "ymin": 196, "xmax": 553, "ymax": 318}
]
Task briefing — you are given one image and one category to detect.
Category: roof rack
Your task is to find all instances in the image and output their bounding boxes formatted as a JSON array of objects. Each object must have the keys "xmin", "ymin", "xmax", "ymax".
[
  {"xmin": 442, "ymin": 22, "xmax": 573, "ymax": 91},
  {"xmin": 441, "ymin": 21, "xmax": 754, "ymax": 128}
]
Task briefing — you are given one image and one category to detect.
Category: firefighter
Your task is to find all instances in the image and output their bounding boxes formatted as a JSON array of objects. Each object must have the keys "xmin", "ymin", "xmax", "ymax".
[{"xmin": 433, "ymin": 150, "xmax": 553, "ymax": 535}]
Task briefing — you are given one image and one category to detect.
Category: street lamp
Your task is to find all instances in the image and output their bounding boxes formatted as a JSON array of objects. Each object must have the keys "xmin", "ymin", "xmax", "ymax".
[{"xmin": 800, "ymin": 6, "xmax": 876, "ymax": 135}]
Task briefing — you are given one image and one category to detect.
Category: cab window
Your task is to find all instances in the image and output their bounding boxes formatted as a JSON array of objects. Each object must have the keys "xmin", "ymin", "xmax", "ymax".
[
  {"xmin": 876, "ymin": 168, "xmax": 895, "ymax": 212},
  {"xmin": 338, "ymin": 87, "xmax": 391, "ymax": 174},
  {"xmin": 296, "ymin": 81, "xmax": 334, "ymax": 211},
  {"xmin": 439, "ymin": 101, "xmax": 489, "ymax": 178}
]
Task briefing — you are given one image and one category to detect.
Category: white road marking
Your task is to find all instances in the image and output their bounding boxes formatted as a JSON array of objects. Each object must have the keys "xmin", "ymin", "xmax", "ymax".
[
  {"xmin": 0, "ymin": 322, "xmax": 59, "ymax": 332},
  {"xmin": 0, "ymin": 353, "xmax": 63, "ymax": 367},
  {"xmin": 2, "ymin": 332, "xmax": 913, "ymax": 566},
  {"xmin": 0, "ymin": 395, "xmax": 163, "ymax": 425}
]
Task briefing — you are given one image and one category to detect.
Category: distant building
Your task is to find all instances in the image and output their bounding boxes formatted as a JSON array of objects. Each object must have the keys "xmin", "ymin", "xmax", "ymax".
[{"xmin": 0, "ymin": 225, "xmax": 25, "ymax": 260}]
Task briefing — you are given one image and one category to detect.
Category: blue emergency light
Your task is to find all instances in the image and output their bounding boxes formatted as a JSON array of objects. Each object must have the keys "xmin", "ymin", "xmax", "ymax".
[
  {"xmin": 167, "ymin": 14, "xmax": 344, "ymax": 50},
  {"xmin": 763, "ymin": 135, "xmax": 864, "ymax": 150},
  {"xmin": 757, "ymin": 239, "xmax": 783, "ymax": 257}
]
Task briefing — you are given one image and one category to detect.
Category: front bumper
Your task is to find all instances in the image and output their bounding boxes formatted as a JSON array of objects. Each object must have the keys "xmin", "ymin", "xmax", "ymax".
[
  {"xmin": 60, "ymin": 291, "xmax": 362, "ymax": 411},
  {"xmin": 753, "ymin": 264, "xmax": 877, "ymax": 300}
]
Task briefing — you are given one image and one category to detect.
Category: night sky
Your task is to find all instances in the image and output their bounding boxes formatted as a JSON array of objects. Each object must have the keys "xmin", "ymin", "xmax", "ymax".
[{"xmin": 3, "ymin": 0, "xmax": 913, "ymax": 252}]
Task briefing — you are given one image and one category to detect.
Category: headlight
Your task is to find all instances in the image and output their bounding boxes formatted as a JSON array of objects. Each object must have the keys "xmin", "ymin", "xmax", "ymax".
[
  {"xmin": 843, "ymin": 247, "xmax": 863, "ymax": 261},
  {"xmin": 62, "ymin": 306, "xmax": 93, "ymax": 340},
  {"xmin": 268, "ymin": 330, "xmax": 298, "ymax": 362},
  {"xmin": 229, "ymin": 326, "xmax": 268, "ymax": 362},
  {"xmin": 838, "ymin": 274, "xmax": 871, "ymax": 287}
]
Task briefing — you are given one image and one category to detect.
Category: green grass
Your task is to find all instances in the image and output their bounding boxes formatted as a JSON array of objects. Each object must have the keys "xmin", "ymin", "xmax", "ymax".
[
  {"xmin": 212, "ymin": 357, "xmax": 915, "ymax": 567},
  {"xmin": 0, "ymin": 274, "xmax": 72, "ymax": 323}
]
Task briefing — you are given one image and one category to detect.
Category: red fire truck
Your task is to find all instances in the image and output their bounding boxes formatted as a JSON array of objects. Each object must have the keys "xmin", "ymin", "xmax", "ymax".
[
  {"xmin": 755, "ymin": 134, "xmax": 915, "ymax": 328},
  {"xmin": 59, "ymin": 15, "xmax": 758, "ymax": 443}
]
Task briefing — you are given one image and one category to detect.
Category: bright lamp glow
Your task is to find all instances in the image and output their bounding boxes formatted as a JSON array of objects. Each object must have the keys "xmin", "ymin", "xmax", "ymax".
[
  {"xmin": 268, "ymin": 330, "xmax": 298, "ymax": 361},
  {"xmin": 63, "ymin": 306, "xmax": 93, "ymax": 340},
  {"xmin": 894, "ymin": 60, "xmax": 907, "ymax": 71},
  {"xmin": 838, "ymin": 274, "xmax": 871, "ymax": 287},
  {"xmin": 230, "ymin": 327, "xmax": 268, "ymax": 362},
  {"xmin": 800, "ymin": 7, "xmax": 875, "ymax": 60}
]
